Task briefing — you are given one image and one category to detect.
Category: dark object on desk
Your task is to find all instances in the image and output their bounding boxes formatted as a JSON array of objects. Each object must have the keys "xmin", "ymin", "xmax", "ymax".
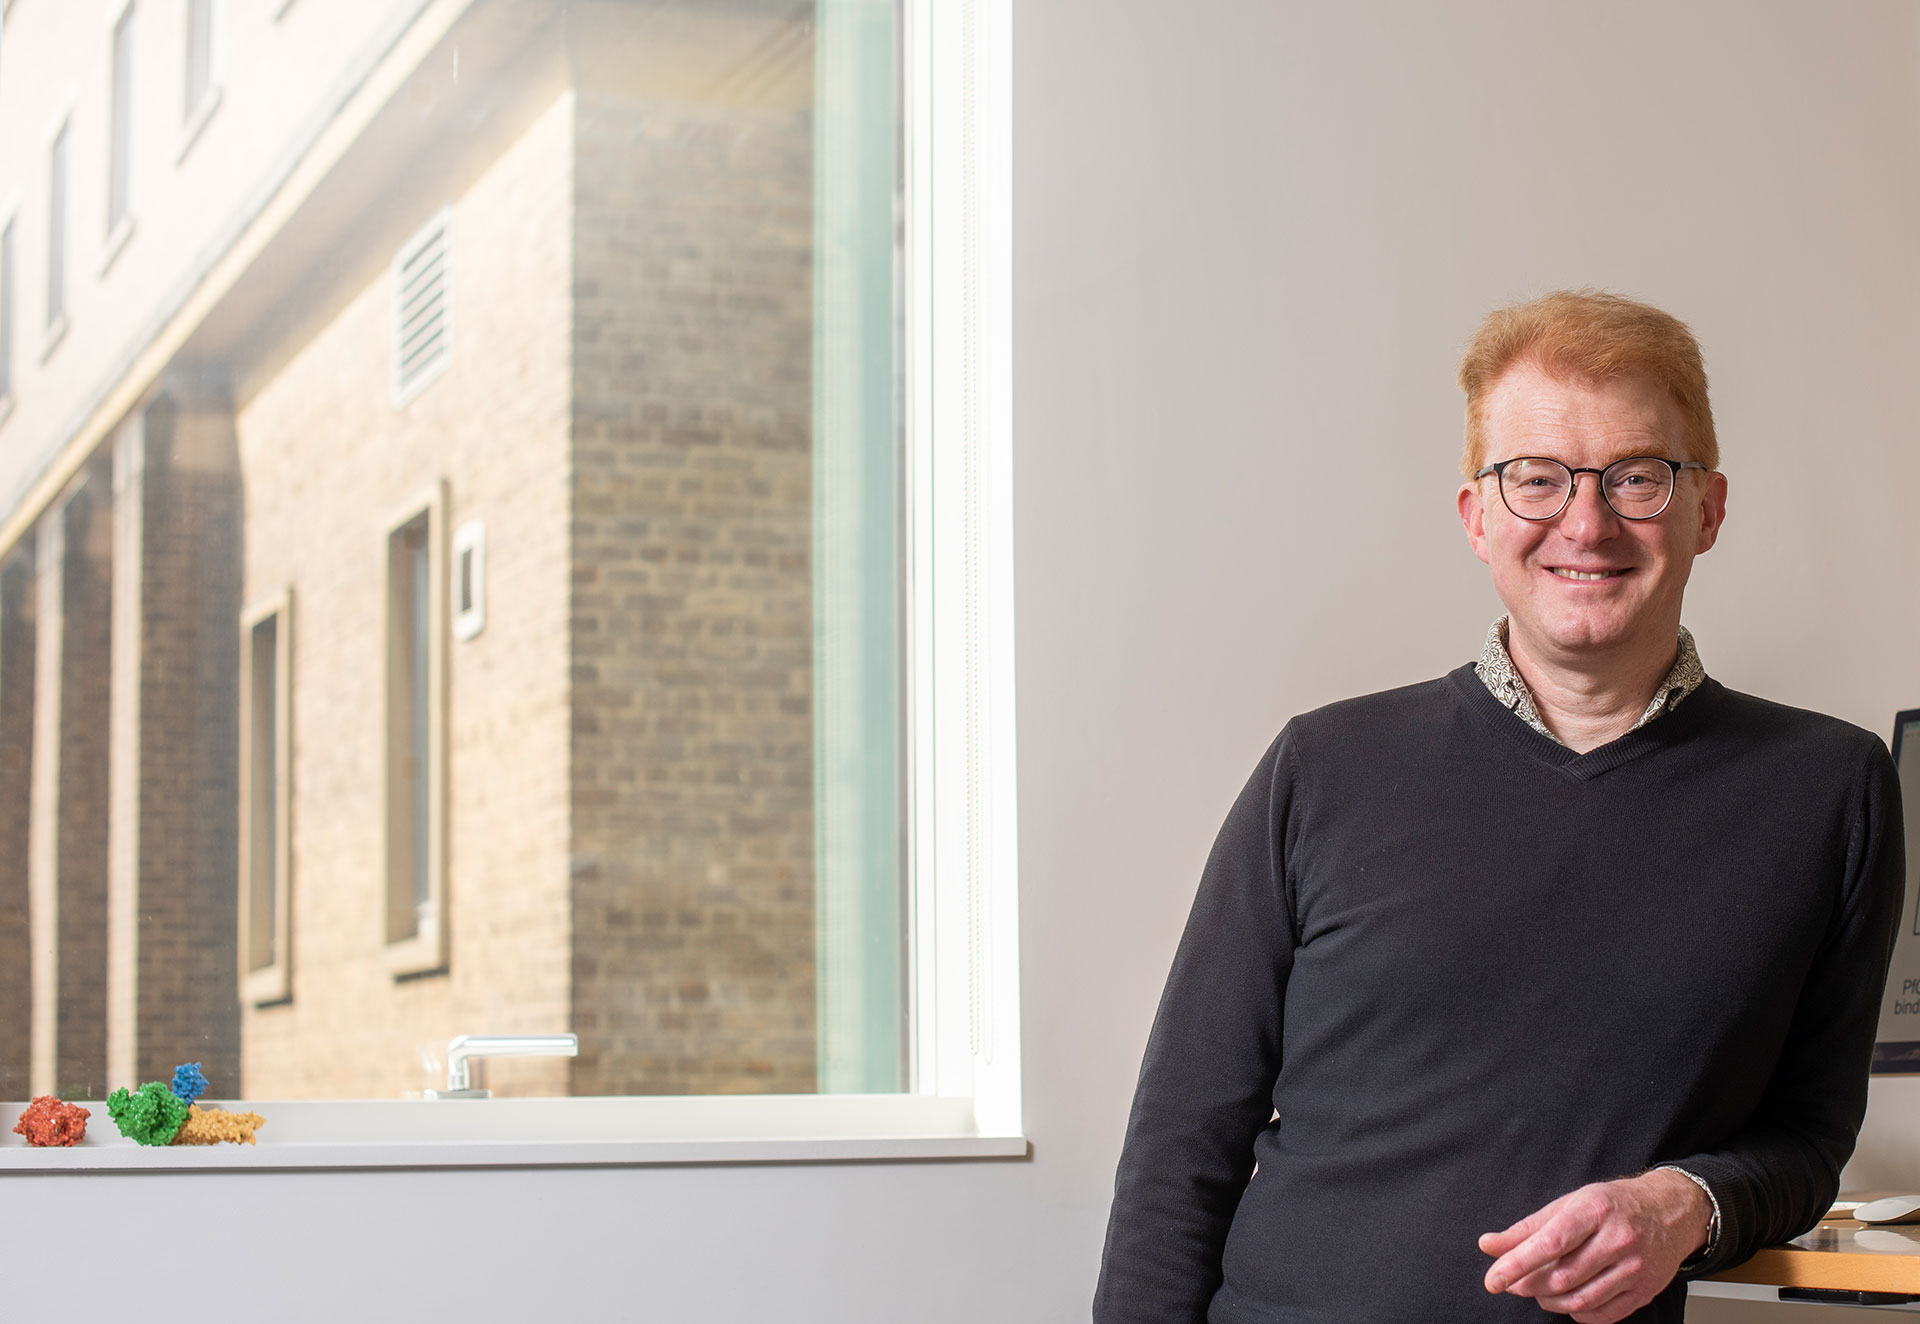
[
  {"xmin": 1780, "ymin": 1287, "xmax": 1919, "ymax": 1305},
  {"xmin": 1874, "ymin": 710, "xmax": 1920, "ymax": 1075}
]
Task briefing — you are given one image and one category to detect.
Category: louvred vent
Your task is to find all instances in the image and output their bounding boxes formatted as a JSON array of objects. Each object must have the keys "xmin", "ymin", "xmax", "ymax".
[{"xmin": 392, "ymin": 208, "xmax": 452, "ymax": 404}]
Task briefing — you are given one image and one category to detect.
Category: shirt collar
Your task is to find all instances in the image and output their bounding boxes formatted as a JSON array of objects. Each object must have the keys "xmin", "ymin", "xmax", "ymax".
[{"xmin": 1474, "ymin": 616, "xmax": 1705, "ymax": 745}]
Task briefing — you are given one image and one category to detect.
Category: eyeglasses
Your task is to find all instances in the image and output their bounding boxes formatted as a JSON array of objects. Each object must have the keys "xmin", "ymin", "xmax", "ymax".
[{"xmin": 1473, "ymin": 455, "xmax": 1708, "ymax": 522}]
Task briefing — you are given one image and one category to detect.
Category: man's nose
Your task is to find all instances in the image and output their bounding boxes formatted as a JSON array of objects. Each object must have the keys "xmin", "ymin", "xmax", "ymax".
[{"xmin": 1557, "ymin": 473, "xmax": 1619, "ymax": 538}]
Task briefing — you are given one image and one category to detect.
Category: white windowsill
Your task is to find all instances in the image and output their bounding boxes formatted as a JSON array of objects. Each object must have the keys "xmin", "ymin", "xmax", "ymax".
[
  {"xmin": 176, "ymin": 86, "xmax": 223, "ymax": 166},
  {"xmin": 0, "ymin": 1094, "xmax": 1030, "ymax": 1173}
]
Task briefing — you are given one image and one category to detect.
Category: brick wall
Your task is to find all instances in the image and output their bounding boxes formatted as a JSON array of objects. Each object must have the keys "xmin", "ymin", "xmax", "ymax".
[
  {"xmin": 52, "ymin": 470, "xmax": 113, "ymax": 1099},
  {"xmin": 568, "ymin": 93, "xmax": 818, "ymax": 1095},
  {"xmin": 235, "ymin": 94, "xmax": 576, "ymax": 1100},
  {"xmin": 132, "ymin": 394, "xmax": 243, "ymax": 1087}
]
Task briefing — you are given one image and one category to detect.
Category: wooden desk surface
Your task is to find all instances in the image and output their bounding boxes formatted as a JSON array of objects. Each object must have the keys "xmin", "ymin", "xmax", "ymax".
[{"xmin": 1710, "ymin": 1215, "xmax": 1920, "ymax": 1294}]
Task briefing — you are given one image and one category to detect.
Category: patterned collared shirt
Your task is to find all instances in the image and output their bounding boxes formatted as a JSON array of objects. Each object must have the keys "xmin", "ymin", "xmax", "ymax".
[{"xmin": 1474, "ymin": 616, "xmax": 1705, "ymax": 745}]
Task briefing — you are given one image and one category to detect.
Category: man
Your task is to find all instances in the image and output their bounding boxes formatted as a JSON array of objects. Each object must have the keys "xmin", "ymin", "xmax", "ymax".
[{"xmin": 1093, "ymin": 291, "xmax": 1904, "ymax": 1323}]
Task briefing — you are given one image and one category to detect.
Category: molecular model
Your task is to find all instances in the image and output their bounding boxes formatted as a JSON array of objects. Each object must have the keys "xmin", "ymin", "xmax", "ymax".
[
  {"xmin": 170, "ymin": 1062, "xmax": 208, "ymax": 1104},
  {"xmin": 173, "ymin": 1104, "xmax": 267, "ymax": 1146},
  {"xmin": 103, "ymin": 1064, "xmax": 267, "ymax": 1148},
  {"xmin": 12, "ymin": 1096, "xmax": 91, "ymax": 1147},
  {"xmin": 105, "ymin": 1081, "xmax": 192, "ymax": 1146}
]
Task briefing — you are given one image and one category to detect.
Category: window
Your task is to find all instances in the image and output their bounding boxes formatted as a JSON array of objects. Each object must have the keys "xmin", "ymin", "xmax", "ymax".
[
  {"xmin": 0, "ymin": 218, "xmax": 14, "ymax": 408},
  {"xmin": 183, "ymin": 0, "xmax": 216, "ymax": 121},
  {"xmin": 239, "ymin": 593, "xmax": 292, "ymax": 1005},
  {"xmin": 46, "ymin": 119, "xmax": 67, "ymax": 339},
  {"xmin": 0, "ymin": 0, "xmax": 1015, "ymax": 1162},
  {"xmin": 384, "ymin": 485, "xmax": 445, "ymax": 978},
  {"xmin": 179, "ymin": 0, "xmax": 220, "ymax": 159},
  {"xmin": 107, "ymin": 4, "xmax": 136, "ymax": 247}
]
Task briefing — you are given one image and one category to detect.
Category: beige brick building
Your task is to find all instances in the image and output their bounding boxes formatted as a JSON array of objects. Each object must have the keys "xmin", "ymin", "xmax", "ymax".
[{"xmin": 0, "ymin": 0, "xmax": 877, "ymax": 1102}]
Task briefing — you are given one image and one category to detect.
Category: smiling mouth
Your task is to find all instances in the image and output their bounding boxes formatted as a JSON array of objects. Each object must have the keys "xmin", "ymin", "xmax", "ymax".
[{"xmin": 1549, "ymin": 568, "xmax": 1629, "ymax": 582}]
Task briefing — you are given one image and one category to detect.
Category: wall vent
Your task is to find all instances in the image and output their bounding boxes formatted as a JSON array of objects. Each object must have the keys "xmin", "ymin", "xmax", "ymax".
[{"xmin": 392, "ymin": 207, "xmax": 452, "ymax": 406}]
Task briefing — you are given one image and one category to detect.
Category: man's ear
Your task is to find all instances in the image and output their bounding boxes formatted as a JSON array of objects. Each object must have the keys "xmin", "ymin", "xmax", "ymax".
[
  {"xmin": 1694, "ymin": 470, "xmax": 1728, "ymax": 555},
  {"xmin": 1459, "ymin": 481, "xmax": 1492, "ymax": 566}
]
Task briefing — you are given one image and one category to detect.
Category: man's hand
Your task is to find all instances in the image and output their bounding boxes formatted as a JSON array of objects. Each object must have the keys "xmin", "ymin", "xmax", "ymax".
[{"xmin": 1477, "ymin": 1170, "xmax": 1712, "ymax": 1323}]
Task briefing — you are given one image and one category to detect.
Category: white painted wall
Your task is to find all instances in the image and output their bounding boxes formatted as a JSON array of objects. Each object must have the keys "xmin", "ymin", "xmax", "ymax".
[{"xmin": 6, "ymin": 2, "xmax": 1920, "ymax": 1319}]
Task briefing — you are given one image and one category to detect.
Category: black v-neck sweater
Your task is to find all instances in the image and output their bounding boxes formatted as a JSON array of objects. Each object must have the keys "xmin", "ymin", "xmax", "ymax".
[{"xmin": 1095, "ymin": 666, "xmax": 1904, "ymax": 1324}]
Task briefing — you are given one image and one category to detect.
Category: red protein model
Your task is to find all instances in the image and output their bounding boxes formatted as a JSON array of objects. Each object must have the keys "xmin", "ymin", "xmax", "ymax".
[{"xmin": 12, "ymin": 1096, "xmax": 91, "ymax": 1147}]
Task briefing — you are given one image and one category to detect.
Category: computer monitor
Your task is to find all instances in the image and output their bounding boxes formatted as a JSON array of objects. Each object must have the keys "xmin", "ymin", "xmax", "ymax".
[{"xmin": 1872, "ymin": 710, "xmax": 1920, "ymax": 1072}]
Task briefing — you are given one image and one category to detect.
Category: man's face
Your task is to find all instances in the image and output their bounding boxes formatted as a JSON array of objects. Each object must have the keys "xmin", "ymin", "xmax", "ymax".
[{"xmin": 1456, "ymin": 360, "xmax": 1728, "ymax": 669}]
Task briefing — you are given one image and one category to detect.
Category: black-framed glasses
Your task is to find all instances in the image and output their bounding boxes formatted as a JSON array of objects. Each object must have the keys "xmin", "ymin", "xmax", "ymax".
[{"xmin": 1473, "ymin": 455, "xmax": 1709, "ymax": 522}]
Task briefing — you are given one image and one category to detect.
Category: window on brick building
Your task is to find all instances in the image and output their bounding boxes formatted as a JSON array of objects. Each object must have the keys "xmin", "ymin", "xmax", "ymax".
[
  {"xmin": 0, "ymin": 219, "xmax": 14, "ymax": 407},
  {"xmin": 0, "ymin": 0, "xmax": 1015, "ymax": 1128},
  {"xmin": 107, "ymin": 4, "xmax": 136, "ymax": 244},
  {"xmin": 384, "ymin": 488, "xmax": 447, "ymax": 979},
  {"xmin": 183, "ymin": 0, "xmax": 217, "ymax": 123},
  {"xmin": 239, "ymin": 593, "xmax": 292, "ymax": 1006},
  {"xmin": 108, "ymin": 5, "xmax": 136, "ymax": 239},
  {"xmin": 46, "ymin": 118, "xmax": 68, "ymax": 337}
]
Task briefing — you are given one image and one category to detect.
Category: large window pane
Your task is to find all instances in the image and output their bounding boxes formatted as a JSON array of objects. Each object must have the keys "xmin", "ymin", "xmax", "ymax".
[{"xmin": 0, "ymin": 0, "xmax": 904, "ymax": 1102}]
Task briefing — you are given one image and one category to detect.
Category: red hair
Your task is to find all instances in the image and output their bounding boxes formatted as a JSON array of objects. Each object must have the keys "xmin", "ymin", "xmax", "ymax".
[{"xmin": 1458, "ymin": 290, "xmax": 1717, "ymax": 478}]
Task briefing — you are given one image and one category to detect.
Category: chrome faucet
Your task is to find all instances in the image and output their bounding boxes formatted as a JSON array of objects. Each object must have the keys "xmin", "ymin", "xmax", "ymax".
[{"xmin": 427, "ymin": 1033, "xmax": 578, "ymax": 1098}]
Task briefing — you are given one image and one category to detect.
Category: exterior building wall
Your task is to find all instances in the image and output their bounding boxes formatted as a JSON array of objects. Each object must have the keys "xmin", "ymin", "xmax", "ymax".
[
  {"xmin": 27, "ymin": 466, "xmax": 113, "ymax": 1098},
  {"xmin": 235, "ymin": 91, "xmax": 575, "ymax": 1100},
  {"xmin": 0, "ymin": 0, "xmax": 427, "ymax": 508},
  {"xmin": 55, "ymin": 474, "xmax": 113, "ymax": 1099},
  {"xmin": 115, "ymin": 391, "xmax": 242, "ymax": 1088},
  {"xmin": 568, "ymin": 92, "xmax": 817, "ymax": 1096},
  {"xmin": 0, "ymin": 551, "xmax": 37, "ymax": 1099}
]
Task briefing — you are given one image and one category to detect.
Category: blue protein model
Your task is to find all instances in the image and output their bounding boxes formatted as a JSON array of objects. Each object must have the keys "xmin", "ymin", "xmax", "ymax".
[{"xmin": 170, "ymin": 1061, "xmax": 209, "ymax": 1103}]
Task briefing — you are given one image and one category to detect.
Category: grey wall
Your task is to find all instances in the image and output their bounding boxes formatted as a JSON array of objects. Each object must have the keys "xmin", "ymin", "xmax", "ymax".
[{"xmin": 7, "ymin": 2, "xmax": 1920, "ymax": 1319}]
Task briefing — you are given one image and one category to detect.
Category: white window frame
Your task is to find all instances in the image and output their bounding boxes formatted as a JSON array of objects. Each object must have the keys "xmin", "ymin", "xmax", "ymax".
[
  {"xmin": 237, "ymin": 589, "xmax": 294, "ymax": 1006},
  {"xmin": 176, "ymin": 0, "xmax": 223, "ymax": 165},
  {"xmin": 43, "ymin": 109, "xmax": 72, "ymax": 359},
  {"xmin": 0, "ymin": 0, "xmax": 1017, "ymax": 1171},
  {"xmin": 102, "ymin": 0, "xmax": 137, "ymax": 274},
  {"xmin": 382, "ymin": 481, "xmax": 449, "ymax": 979},
  {"xmin": 0, "ymin": 201, "xmax": 17, "ymax": 428}
]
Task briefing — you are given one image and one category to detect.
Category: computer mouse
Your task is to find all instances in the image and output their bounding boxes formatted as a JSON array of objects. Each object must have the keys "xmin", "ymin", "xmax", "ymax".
[{"xmin": 1851, "ymin": 1196, "xmax": 1920, "ymax": 1225}]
